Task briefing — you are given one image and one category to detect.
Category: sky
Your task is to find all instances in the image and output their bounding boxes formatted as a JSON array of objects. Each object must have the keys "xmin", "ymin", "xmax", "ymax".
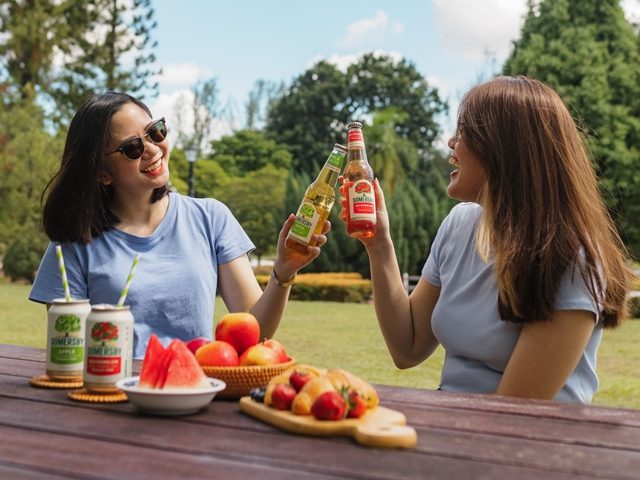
[{"xmin": 149, "ymin": 0, "xmax": 640, "ymax": 148}]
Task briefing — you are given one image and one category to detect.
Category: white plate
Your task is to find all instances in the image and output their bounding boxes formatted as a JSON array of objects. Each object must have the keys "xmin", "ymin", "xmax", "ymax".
[{"xmin": 116, "ymin": 376, "xmax": 226, "ymax": 416}]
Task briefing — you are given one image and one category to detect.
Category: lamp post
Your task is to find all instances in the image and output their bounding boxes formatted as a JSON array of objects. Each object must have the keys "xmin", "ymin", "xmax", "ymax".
[{"xmin": 185, "ymin": 146, "xmax": 197, "ymax": 197}]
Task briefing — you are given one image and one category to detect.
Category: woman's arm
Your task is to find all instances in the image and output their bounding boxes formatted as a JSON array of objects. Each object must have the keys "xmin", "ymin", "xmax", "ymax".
[
  {"xmin": 342, "ymin": 179, "xmax": 440, "ymax": 368},
  {"xmin": 217, "ymin": 214, "xmax": 330, "ymax": 339},
  {"xmin": 497, "ymin": 309, "xmax": 596, "ymax": 399},
  {"xmin": 366, "ymin": 238, "xmax": 441, "ymax": 369}
]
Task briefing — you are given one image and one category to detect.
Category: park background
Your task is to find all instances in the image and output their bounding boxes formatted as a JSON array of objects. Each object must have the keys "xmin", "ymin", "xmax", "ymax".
[{"xmin": 1, "ymin": 0, "xmax": 639, "ymax": 408}]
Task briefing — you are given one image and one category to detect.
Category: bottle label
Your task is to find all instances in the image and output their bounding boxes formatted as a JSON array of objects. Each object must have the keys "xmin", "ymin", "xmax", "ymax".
[
  {"xmin": 325, "ymin": 150, "xmax": 345, "ymax": 173},
  {"xmin": 289, "ymin": 202, "xmax": 321, "ymax": 244},
  {"xmin": 348, "ymin": 180, "xmax": 376, "ymax": 220},
  {"xmin": 348, "ymin": 129, "xmax": 364, "ymax": 148}
]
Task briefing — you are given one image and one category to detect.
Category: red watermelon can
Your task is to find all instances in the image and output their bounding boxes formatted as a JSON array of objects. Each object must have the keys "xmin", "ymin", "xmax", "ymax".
[{"xmin": 83, "ymin": 304, "xmax": 134, "ymax": 393}]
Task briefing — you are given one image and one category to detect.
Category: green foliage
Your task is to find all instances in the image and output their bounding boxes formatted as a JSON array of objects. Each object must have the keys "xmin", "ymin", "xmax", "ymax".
[
  {"xmin": 503, "ymin": 0, "xmax": 640, "ymax": 257},
  {"xmin": 266, "ymin": 53, "xmax": 447, "ymax": 173},
  {"xmin": 210, "ymin": 129, "xmax": 292, "ymax": 177},
  {"xmin": 0, "ymin": 0, "xmax": 161, "ymax": 121},
  {"xmin": 216, "ymin": 165, "xmax": 287, "ymax": 262},
  {"xmin": 0, "ymin": 99, "xmax": 60, "ymax": 253},
  {"xmin": 3, "ymin": 231, "xmax": 48, "ymax": 282},
  {"xmin": 254, "ymin": 273, "xmax": 372, "ymax": 303}
]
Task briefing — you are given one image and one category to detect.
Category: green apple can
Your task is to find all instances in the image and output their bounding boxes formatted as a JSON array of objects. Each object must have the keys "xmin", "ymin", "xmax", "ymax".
[
  {"xmin": 83, "ymin": 304, "xmax": 134, "ymax": 393},
  {"xmin": 46, "ymin": 299, "xmax": 91, "ymax": 381}
]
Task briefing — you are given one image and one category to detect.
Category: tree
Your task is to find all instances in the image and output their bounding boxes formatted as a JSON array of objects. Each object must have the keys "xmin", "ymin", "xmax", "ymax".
[
  {"xmin": 174, "ymin": 78, "xmax": 222, "ymax": 156},
  {"xmin": 0, "ymin": 0, "xmax": 161, "ymax": 121},
  {"xmin": 265, "ymin": 53, "xmax": 447, "ymax": 173},
  {"xmin": 216, "ymin": 165, "xmax": 287, "ymax": 265},
  {"xmin": 210, "ymin": 129, "xmax": 292, "ymax": 177},
  {"xmin": 0, "ymin": 98, "xmax": 61, "ymax": 247},
  {"xmin": 245, "ymin": 79, "xmax": 284, "ymax": 130},
  {"xmin": 0, "ymin": 0, "xmax": 94, "ymax": 102},
  {"xmin": 503, "ymin": 0, "xmax": 640, "ymax": 256}
]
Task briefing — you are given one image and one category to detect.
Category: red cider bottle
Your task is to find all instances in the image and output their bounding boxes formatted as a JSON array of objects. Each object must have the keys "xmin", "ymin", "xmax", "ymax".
[{"xmin": 343, "ymin": 122, "xmax": 377, "ymax": 238}]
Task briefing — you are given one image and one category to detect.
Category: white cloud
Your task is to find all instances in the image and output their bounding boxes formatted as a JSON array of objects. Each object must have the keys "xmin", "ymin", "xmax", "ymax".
[
  {"xmin": 433, "ymin": 0, "xmax": 527, "ymax": 61},
  {"xmin": 622, "ymin": 0, "xmax": 640, "ymax": 24},
  {"xmin": 158, "ymin": 62, "xmax": 214, "ymax": 89},
  {"xmin": 306, "ymin": 50, "xmax": 404, "ymax": 73},
  {"xmin": 148, "ymin": 89, "xmax": 234, "ymax": 154},
  {"xmin": 341, "ymin": 10, "xmax": 404, "ymax": 47}
]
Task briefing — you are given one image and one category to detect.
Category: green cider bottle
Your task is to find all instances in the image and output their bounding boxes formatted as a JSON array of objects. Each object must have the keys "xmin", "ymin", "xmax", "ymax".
[{"xmin": 285, "ymin": 144, "xmax": 347, "ymax": 253}]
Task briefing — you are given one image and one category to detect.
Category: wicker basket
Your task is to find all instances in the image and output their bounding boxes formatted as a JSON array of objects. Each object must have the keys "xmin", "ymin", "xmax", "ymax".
[{"xmin": 202, "ymin": 358, "xmax": 296, "ymax": 399}]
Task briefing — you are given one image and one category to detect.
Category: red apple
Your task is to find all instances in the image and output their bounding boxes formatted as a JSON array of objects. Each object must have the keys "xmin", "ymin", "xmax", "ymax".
[
  {"xmin": 195, "ymin": 340, "xmax": 239, "ymax": 367},
  {"xmin": 186, "ymin": 337, "xmax": 210, "ymax": 355},
  {"xmin": 262, "ymin": 338, "xmax": 288, "ymax": 363},
  {"xmin": 215, "ymin": 313, "xmax": 260, "ymax": 355},
  {"xmin": 239, "ymin": 343, "xmax": 281, "ymax": 366}
]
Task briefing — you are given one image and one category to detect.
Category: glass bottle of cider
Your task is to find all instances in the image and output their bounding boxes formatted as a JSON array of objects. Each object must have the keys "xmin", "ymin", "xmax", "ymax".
[
  {"xmin": 286, "ymin": 144, "xmax": 347, "ymax": 252},
  {"xmin": 344, "ymin": 121, "xmax": 377, "ymax": 238}
]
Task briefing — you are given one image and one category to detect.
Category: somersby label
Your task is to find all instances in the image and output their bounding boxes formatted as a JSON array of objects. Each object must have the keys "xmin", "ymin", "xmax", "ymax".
[
  {"xmin": 348, "ymin": 180, "xmax": 376, "ymax": 221},
  {"xmin": 290, "ymin": 202, "xmax": 320, "ymax": 243}
]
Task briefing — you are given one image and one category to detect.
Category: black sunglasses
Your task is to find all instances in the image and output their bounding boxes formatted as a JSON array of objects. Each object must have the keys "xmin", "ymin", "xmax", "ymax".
[{"xmin": 107, "ymin": 118, "xmax": 168, "ymax": 160}]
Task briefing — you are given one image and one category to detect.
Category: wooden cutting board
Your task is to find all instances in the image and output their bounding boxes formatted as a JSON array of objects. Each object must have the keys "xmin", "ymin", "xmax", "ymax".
[{"xmin": 238, "ymin": 396, "xmax": 417, "ymax": 448}]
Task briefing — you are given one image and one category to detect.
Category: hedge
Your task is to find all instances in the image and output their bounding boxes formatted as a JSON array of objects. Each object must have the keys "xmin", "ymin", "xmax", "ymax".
[{"xmin": 255, "ymin": 272, "xmax": 372, "ymax": 303}]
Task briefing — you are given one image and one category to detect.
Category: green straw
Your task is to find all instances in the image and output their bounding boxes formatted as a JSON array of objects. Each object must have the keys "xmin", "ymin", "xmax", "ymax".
[
  {"xmin": 117, "ymin": 253, "xmax": 141, "ymax": 307},
  {"xmin": 55, "ymin": 245, "xmax": 72, "ymax": 302}
]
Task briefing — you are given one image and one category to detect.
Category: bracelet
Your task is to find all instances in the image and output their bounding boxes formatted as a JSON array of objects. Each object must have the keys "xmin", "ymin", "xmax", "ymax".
[{"xmin": 271, "ymin": 267, "xmax": 296, "ymax": 288}]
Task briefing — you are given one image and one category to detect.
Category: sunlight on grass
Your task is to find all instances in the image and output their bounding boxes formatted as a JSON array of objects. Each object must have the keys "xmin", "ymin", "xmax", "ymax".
[{"xmin": 3, "ymin": 282, "xmax": 638, "ymax": 408}]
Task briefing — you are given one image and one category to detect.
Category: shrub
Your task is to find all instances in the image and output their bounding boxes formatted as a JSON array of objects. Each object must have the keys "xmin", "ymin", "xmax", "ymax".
[
  {"xmin": 256, "ymin": 272, "xmax": 372, "ymax": 303},
  {"xmin": 3, "ymin": 233, "xmax": 48, "ymax": 282}
]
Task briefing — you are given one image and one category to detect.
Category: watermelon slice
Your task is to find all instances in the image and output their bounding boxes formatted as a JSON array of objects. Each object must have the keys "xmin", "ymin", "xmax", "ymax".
[
  {"xmin": 163, "ymin": 339, "xmax": 210, "ymax": 389},
  {"xmin": 138, "ymin": 334, "xmax": 166, "ymax": 388},
  {"xmin": 154, "ymin": 347, "xmax": 177, "ymax": 388}
]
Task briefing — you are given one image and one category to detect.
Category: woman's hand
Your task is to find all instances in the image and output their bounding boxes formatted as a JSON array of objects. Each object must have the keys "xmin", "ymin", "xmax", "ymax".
[
  {"xmin": 338, "ymin": 177, "xmax": 391, "ymax": 251},
  {"xmin": 271, "ymin": 214, "xmax": 331, "ymax": 281}
]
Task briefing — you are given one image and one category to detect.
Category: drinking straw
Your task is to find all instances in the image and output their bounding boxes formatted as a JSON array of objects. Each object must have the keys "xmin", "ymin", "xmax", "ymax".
[
  {"xmin": 55, "ymin": 245, "xmax": 72, "ymax": 302},
  {"xmin": 117, "ymin": 253, "xmax": 141, "ymax": 307}
]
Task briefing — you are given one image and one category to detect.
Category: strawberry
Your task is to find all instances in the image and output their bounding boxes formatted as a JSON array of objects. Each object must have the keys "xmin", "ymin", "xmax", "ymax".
[
  {"xmin": 346, "ymin": 390, "xmax": 367, "ymax": 418},
  {"xmin": 289, "ymin": 370, "xmax": 312, "ymax": 392},
  {"xmin": 271, "ymin": 384, "xmax": 296, "ymax": 410},
  {"xmin": 311, "ymin": 391, "xmax": 347, "ymax": 421}
]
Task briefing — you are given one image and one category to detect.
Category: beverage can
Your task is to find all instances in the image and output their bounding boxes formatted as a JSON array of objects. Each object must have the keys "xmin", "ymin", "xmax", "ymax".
[
  {"xmin": 83, "ymin": 304, "xmax": 134, "ymax": 393},
  {"xmin": 46, "ymin": 299, "xmax": 91, "ymax": 381}
]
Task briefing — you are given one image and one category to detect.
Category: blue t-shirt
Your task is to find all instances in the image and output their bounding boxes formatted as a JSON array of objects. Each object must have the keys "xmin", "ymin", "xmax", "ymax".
[
  {"xmin": 422, "ymin": 203, "xmax": 602, "ymax": 404},
  {"xmin": 30, "ymin": 192, "xmax": 255, "ymax": 358}
]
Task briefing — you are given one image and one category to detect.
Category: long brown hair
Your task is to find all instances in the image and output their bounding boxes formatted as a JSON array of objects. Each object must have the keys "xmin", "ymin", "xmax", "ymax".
[
  {"xmin": 42, "ymin": 92, "xmax": 167, "ymax": 244},
  {"xmin": 458, "ymin": 76, "xmax": 632, "ymax": 328}
]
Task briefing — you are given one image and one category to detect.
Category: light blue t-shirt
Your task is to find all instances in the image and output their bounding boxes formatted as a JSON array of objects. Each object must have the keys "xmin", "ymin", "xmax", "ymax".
[
  {"xmin": 30, "ymin": 192, "xmax": 255, "ymax": 358},
  {"xmin": 422, "ymin": 202, "xmax": 602, "ymax": 404}
]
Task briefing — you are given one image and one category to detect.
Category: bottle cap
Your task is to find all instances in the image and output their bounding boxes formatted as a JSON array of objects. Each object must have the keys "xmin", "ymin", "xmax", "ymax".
[
  {"xmin": 347, "ymin": 121, "xmax": 363, "ymax": 130},
  {"xmin": 333, "ymin": 143, "xmax": 347, "ymax": 153}
]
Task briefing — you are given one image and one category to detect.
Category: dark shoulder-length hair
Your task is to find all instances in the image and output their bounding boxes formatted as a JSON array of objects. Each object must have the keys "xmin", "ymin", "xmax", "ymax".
[
  {"xmin": 42, "ymin": 92, "xmax": 167, "ymax": 244},
  {"xmin": 458, "ymin": 75, "xmax": 632, "ymax": 328}
]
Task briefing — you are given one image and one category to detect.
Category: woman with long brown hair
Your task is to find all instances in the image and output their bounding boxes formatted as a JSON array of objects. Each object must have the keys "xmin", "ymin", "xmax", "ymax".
[{"xmin": 342, "ymin": 76, "xmax": 632, "ymax": 403}]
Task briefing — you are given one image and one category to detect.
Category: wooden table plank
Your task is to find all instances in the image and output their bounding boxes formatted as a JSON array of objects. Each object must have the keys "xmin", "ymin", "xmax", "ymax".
[
  {"xmin": 3, "ymin": 344, "xmax": 640, "ymax": 479},
  {"xmin": 377, "ymin": 386, "xmax": 640, "ymax": 427},
  {"xmin": 0, "ymin": 377, "xmax": 636, "ymax": 479}
]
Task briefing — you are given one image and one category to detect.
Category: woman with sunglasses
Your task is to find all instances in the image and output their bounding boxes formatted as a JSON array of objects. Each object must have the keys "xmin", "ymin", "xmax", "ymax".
[{"xmin": 29, "ymin": 92, "xmax": 329, "ymax": 358}]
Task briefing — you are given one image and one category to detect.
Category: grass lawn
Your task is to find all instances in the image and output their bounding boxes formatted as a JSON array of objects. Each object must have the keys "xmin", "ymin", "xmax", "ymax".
[{"xmin": 3, "ymin": 281, "xmax": 639, "ymax": 409}]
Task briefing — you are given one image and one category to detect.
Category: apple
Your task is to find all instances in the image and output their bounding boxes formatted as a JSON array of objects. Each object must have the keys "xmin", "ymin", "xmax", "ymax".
[
  {"xmin": 186, "ymin": 337, "xmax": 210, "ymax": 355},
  {"xmin": 195, "ymin": 340, "xmax": 239, "ymax": 367},
  {"xmin": 239, "ymin": 343, "xmax": 281, "ymax": 366},
  {"xmin": 215, "ymin": 312, "xmax": 260, "ymax": 355},
  {"xmin": 262, "ymin": 338, "xmax": 288, "ymax": 363}
]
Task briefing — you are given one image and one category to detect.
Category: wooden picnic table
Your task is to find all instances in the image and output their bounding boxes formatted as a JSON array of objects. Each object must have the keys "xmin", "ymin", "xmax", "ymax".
[{"xmin": 1, "ymin": 343, "xmax": 639, "ymax": 480}]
